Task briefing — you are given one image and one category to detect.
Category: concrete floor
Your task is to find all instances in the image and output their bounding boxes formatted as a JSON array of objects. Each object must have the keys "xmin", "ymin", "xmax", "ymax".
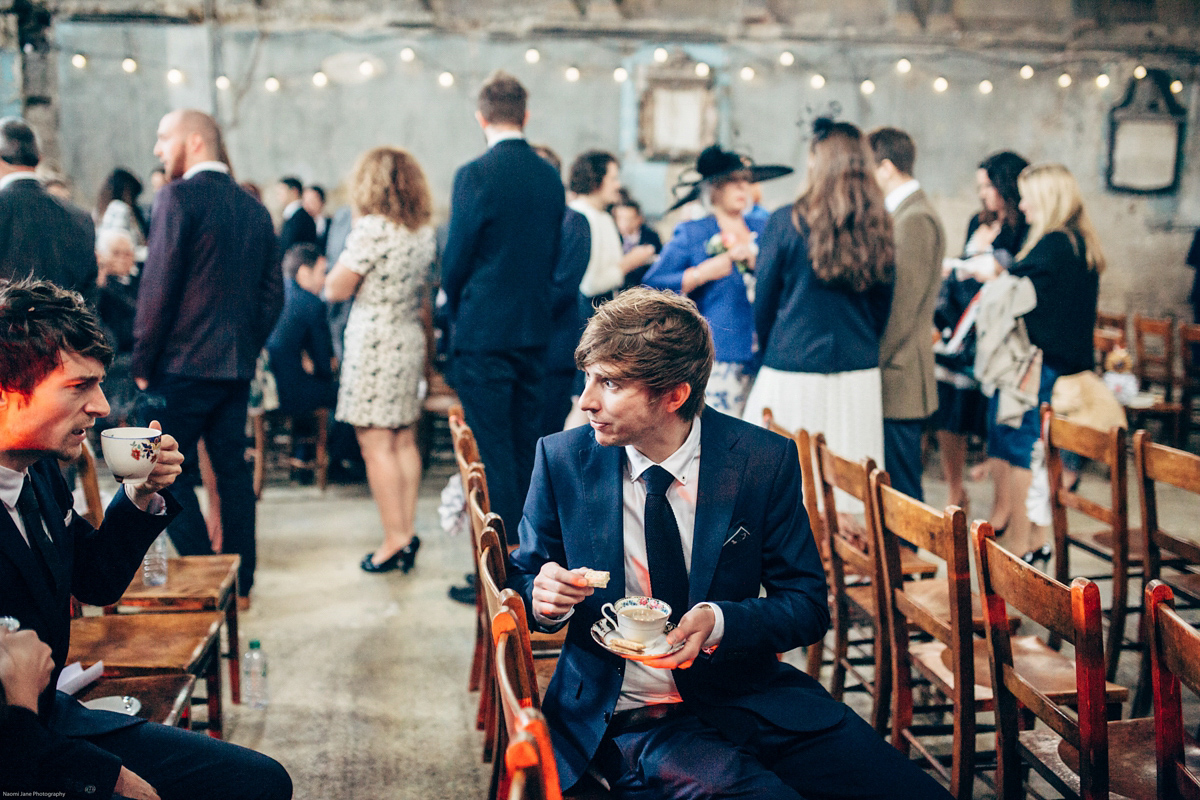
[{"xmin": 138, "ymin": 434, "xmax": 1198, "ymax": 800}]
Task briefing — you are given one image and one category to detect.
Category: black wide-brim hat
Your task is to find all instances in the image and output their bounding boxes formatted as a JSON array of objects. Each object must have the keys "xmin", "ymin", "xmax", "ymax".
[{"xmin": 667, "ymin": 144, "xmax": 794, "ymax": 211}]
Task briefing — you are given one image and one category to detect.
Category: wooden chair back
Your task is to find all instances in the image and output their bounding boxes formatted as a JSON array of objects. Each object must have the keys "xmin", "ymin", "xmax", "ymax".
[
  {"xmin": 1096, "ymin": 311, "xmax": 1127, "ymax": 336},
  {"xmin": 762, "ymin": 409, "xmax": 826, "ymax": 562},
  {"xmin": 503, "ymin": 709, "xmax": 564, "ymax": 800},
  {"xmin": 1042, "ymin": 403, "xmax": 1130, "ymax": 679},
  {"xmin": 973, "ymin": 521, "xmax": 1109, "ymax": 800},
  {"xmin": 1181, "ymin": 323, "xmax": 1200, "ymax": 389},
  {"xmin": 76, "ymin": 439, "xmax": 104, "ymax": 528},
  {"xmin": 872, "ymin": 470, "xmax": 975, "ymax": 798},
  {"xmin": 493, "ymin": 589, "xmax": 542, "ymax": 737},
  {"xmin": 1147, "ymin": 581, "xmax": 1200, "ymax": 800},
  {"xmin": 479, "ymin": 524, "xmax": 507, "ymax": 623},
  {"xmin": 1136, "ymin": 430, "xmax": 1200, "ymax": 583},
  {"xmin": 1093, "ymin": 328, "xmax": 1126, "ymax": 367},
  {"xmin": 1135, "ymin": 314, "xmax": 1177, "ymax": 400}
]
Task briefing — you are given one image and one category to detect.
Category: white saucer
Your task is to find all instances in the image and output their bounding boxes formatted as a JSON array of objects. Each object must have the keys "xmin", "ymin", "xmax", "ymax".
[
  {"xmin": 82, "ymin": 695, "xmax": 141, "ymax": 715},
  {"xmin": 591, "ymin": 618, "xmax": 684, "ymax": 662}
]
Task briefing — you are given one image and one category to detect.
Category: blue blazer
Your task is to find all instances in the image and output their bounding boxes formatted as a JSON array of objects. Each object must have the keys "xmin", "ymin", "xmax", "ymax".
[
  {"xmin": 266, "ymin": 281, "xmax": 337, "ymax": 414},
  {"xmin": 440, "ymin": 139, "xmax": 566, "ymax": 354},
  {"xmin": 0, "ymin": 458, "xmax": 180, "ymax": 795},
  {"xmin": 754, "ymin": 205, "xmax": 893, "ymax": 374},
  {"xmin": 642, "ymin": 215, "xmax": 767, "ymax": 364},
  {"xmin": 134, "ymin": 171, "xmax": 282, "ymax": 383},
  {"xmin": 507, "ymin": 409, "xmax": 843, "ymax": 790}
]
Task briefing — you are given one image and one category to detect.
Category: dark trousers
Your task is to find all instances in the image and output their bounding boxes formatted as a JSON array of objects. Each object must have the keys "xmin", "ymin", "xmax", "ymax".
[
  {"xmin": 450, "ymin": 347, "xmax": 545, "ymax": 533},
  {"xmin": 151, "ymin": 376, "xmax": 258, "ymax": 596},
  {"xmin": 883, "ymin": 418, "xmax": 926, "ymax": 503},
  {"xmin": 89, "ymin": 719, "xmax": 291, "ymax": 800},
  {"xmin": 596, "ymin": 706, "xmax": 952, "ymax": 800}
]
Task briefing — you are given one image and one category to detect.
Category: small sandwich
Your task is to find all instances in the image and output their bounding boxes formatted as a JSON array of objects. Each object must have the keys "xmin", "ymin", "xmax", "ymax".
[
  {"xmin": 581, "ymin": 568, "xmax": 610, "ymax": 588},
  {"xmin": 608, "ymin": 636, "xmax": 646, "ymax": 653}
]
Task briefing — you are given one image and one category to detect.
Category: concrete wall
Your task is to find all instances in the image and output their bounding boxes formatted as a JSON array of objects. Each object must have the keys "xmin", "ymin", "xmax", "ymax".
[{"xmin": 53, "ymin": 21, "xmax": 1199, "ymax": 320}]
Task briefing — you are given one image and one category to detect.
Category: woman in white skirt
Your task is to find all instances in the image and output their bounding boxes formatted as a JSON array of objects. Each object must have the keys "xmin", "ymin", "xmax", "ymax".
[{"xmin": 744, "ymin": 119, "xmax": 894, "ymax": 507}]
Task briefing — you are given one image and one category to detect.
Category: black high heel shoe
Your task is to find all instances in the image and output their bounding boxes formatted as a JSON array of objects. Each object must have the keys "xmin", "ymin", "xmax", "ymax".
[
  {"xmin": 1021, "ymin": 545, "xmax": 1052, "ymax": 566},
  {"xmin": 361, "ymin": 549, "xmax": 403, "ymax": 573},
  {"xmin": 397, "ymin": 535, "xmax": 421, "ymax": 574}
]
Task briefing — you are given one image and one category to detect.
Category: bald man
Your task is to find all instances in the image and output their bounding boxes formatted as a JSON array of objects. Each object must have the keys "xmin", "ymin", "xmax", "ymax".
[{"xmin": 133, "ymin": 109, "xmax": 282, "ymax": 605}]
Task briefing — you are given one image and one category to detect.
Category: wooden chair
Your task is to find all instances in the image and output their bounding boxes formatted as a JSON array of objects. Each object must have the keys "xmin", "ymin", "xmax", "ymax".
[
  {"xmin": 251, "ymin": 407, "xmax": 329, "ymax": 497},
  {"xmin": 416, "ymin": 371, "xmax": 459, "ymax": 467},
  {"xmin": 1096, "ymin": 311, "xmax": 1128, "ymax": 337},
  {"xmin": 68, "ymin": 610, "xmax": 226, "ymax": 737},
  {"xmin": 1132, "ymin": 431, "xmax": 1200, "ymax": 716},
  {"xmin": 77, "ymin": 674, "xmax": 197, "ymax": 729},
  {"xmin": 1093, "ymin": 328, "xmax": 1126, "ymax": 369},
  {"xmin": 503, "ymin": 710, "xmax": 564, "ymax": 800},
  {"xmin": 1180, "ymin": 323, "xmax": 1200, "ymax": 444},
  {"xmin": 1130, "ymin": 314, "xmax": 1184, "ymax": 445},
  {"xmin": 974, "ymin": 521, "xmax": 1141, "ymax": 800},
  {"xmin": 1146, "ymin": 581, "xmax": 1200, "ymax": 800},
  {"xmin": 75, "ymin": 439, "xmax": 105, "ymax": 528},
  {"xmin": 1043, "ymin": 405, "xmax": 1136, "ymax": 680},
  {"xmin": 103, "ymin": 555, "xmax": 242, "ymax": 704}
]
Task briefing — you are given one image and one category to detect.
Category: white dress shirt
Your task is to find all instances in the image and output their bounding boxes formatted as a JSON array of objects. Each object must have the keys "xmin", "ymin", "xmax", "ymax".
[
  {"xmin": 884, "ymin": 178, "xmax": 920, "ymax": 213},
  {"xmin": 569, "ymin": 198, "xmax": 625, "ymax": 299},
  {"xmin": 282, "ymin": 198, "xmax": 303, "ymax": 221},
  {"xmin": 0, "ymin": 171, "xmax": 40, "ymax": 190},
  {"xmin": 485, "ymin": 129, "xmax": 525, "ymax": 148},
  {"xmin": 181, "ymin": 161, "xmax": 231, "ymax": 181}
]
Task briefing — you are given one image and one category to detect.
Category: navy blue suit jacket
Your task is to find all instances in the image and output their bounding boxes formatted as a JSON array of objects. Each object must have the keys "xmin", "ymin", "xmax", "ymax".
[
  {"xmin": 546, "ymin": 208, "xmax": 591, "ymax": 373},
  {"xmin": 279, "ymin": 207, "xmax": 318, "ymax": 260},
  {"xmin": 0, "ymin": 178, "xmax": 98, "ymax": 304},
  {"xmin": 0, "ymin": 458, "xmax": 180, "ymax": 796},
  {"xmin": 265, "ymin": 281, "xmax": 337, "ymax": 414},
  {"xmin": 440, "ymin": 139, "xmax": 565, "ymax": 353},
  {"xmin": 133, "ymin": 171, "xmax": 282, "ymax": 383},
  {"xmin": 507, "ymin": 409, "xmax": 843, "ymax": 789}
]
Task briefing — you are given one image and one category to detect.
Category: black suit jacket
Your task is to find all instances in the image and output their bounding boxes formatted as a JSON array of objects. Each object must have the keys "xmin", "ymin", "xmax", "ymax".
[
  {"xmin": 279, "ymin": 206, "xmax": 318, "ymax": 260},
  {"xmin": 133, "ymin": 170, "xmax": 282, "ymax": 382},
  {"xmin": 440, "ymin": 138, "xmax": 565, "ymax": 353},
  {"xmin": 507, "ymin": 410, "xmax": 842, "ymax": 789},
  {"xmin": 546, "ymin": 208, "xmax": 590, "ymax": 373},
  {"xmin": 0, "ymin": 177, "xmax": 98, "ymax": 304},
  {"xmin": 0, "ymin": 458, "xmax": 180, "ymax": 796}
]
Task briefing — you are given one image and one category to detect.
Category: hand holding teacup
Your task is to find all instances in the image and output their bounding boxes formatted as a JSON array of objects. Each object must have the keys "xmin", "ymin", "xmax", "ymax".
[
  {"xmin": 644, "ymin": 605, "xmax": 716, "ymax": 671},
  {"xmin": 100, "ymin": 421, "xmax": 183, "ymax": 510}
]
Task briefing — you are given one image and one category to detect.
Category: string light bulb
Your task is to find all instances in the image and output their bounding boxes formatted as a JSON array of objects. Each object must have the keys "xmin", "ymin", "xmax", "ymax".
[
  {"xmin": 525, "ymin": 48, "xmax": 540, "ymax": 64},
  {"xmin": 613, "ymin": 67, "xmax": 628, "ymax": 83},
  {"xmin": 860, "ymin": 79, "xmax": 875, "ymax": 95},
  {"xmin": 740, "ymin": 66, "xmax": 755, "ymax": 81},
  {"xmin": 565, "ymin": 66, "xmax": 580, "ymax": 82},
  {"xmin": 896, "ymin": 58, "xmax": 912, "ymax": 74},
  {"xmin": 264, "ymin": 76, "xmax": 280, "ymax": 92},
  {"xmin": 71, "ymin": 53, "xmax": 86, "ymax": 69},
  {"xmin": 933, "ymin": 76, "xmax": 949, "ymax": 92},
  {"xmin": 1096, "ymin": 74, "xmax": 1110, "ymax": 88},
  {"xmin": 438, "ymin": 71, "xmax": 454, "ymax": 87},
  {"xmin": 1020, "ymin": 65, "xmax": 1034, "ymax": 79},
  {"xmin": 653, "ymin": 47, "xmax": 668, "ymax": 63},
  {"xmin": 1058, "ymin": 73, "xmax": 1072, "ymax": 87},
  {"xmin": 215, "ymin": 75, "xmax": 231, "ymax": 90},
  {"xmin": 359, "ymin": 60, "xmax": 375, "ymax": 77},
  {"xmin": 979, "ymin": 79, "xmax": 993, "ymax": 94},
  {"xmin": 312, "ymin": 71, "xmax": 329, "ymax": 88},
  {"xmin": 810, "ymin": 74, "xmax": 825, "ymax": 89},
  {"xmin": 167, "ymin": 68, "xmax": 184, "ymax": 84},
  {"xmin": 695, "ymin": 63, "xmax": 710, "ymax": 78},
  {"xmin": 1171, "ymin": 80, "xmax": 1184, "ymax": 94},
  {"xmin": 400, "ymin": 47, "xmax": 415, "ymax": 63},
  {"xmin": 122, "ymin": 58, "xmax": 138, "ymax": 73},
  {"xmin": 779, "ymin": 51, "xmax": 794, "ymax": 67},
  {"xmin": 1134, "ymin": 65, "xmax": 1147, "ymax": 79}
]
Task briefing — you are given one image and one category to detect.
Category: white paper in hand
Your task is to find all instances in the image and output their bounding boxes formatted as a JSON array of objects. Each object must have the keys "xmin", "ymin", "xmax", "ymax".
[{"xmin": 57, "ymin": 660, "xmax": 104, "ymax": 695}]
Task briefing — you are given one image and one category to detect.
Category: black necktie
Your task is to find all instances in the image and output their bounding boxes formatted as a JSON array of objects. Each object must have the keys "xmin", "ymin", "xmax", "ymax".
[
  {"xmin": 642, "ymin": 465, "xmax": 689, "ymax": 624},
  {"xmin": 17, "ymin": 476, "xmax": 62, "ymax": 590}
]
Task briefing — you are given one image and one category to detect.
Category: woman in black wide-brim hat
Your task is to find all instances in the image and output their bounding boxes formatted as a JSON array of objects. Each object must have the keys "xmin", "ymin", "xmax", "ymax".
[{"xmin": 642, "ymin": 145, "xmax": 791, "ymax": 416}]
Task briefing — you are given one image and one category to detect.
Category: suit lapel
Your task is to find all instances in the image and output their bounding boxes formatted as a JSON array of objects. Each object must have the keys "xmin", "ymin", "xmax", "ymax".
[
  {"xmin": 578, "ymin": 436, "xmax": 626, "ymax": 604},
  {"xmin": 29, "ymin": 470, "xmax": 70, "ymax": 595},
  {"xmin": 689, "ymin": 411, "xmax": 746, "ymax": 605},
  {"xmin": 0, "ymin": 503, "xmax": 60, "ymax": 619}
]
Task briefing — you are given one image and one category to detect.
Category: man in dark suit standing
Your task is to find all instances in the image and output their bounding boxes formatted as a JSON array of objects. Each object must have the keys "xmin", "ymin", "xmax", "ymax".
[
  {"xmin": 869, "ymin": 128, "xmax": 946, "ymax": 503},
  {"xmin": 133, "ymin": 109, "xmax": 282, "ymax": 606},
  {"xmin": 441, "ymin": 71, "xmax": 565, "ymax": 532},
  {"xmin": 0, "ymin": 279, "xmax": 291, "ymax": 800},
  {"xmin": 508, "ymin": 288, "xmax": 951, "ymax": 799},
  {"xmin": 0, "ymin": 117, "xmax": 97, "ymax": 302},
  {"xmin": 276, "ymin": 176, "xmax": 317, "ymax": 258}
]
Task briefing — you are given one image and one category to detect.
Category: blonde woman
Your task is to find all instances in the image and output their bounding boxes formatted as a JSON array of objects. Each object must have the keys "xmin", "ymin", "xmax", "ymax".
[
  {"xmin": 983, "ymin": 163, "xmax": 1104, "ymax": 564},
  {"xmin": 326, "ymin": 147, "xmax": 436, "ymax": 573}
]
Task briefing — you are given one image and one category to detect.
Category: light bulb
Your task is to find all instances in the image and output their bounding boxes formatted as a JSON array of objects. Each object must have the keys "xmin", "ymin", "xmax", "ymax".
[
  {"xmin": 1058, "ymin": 73, "xmax": 1072, "ymax": 88},
  {"xmin": 359, "ymin": 60, "xmax": 375, "ymax": 77},
  {"xmin": 653, "ymin": 48, "xmax": 668, "ymax": 63},
  {"xmin": 695, "ymin": 63, "xmax": 710, "ymax": 78},
  {"xmin": 438, "ymin": 71, "xmax": 454, "ymax": 87},
  {"xmin": 1095, "ymin": 74, "xmax": 1110, "ymax": 88},
  {"xmin": 122, "ymin": 58, "xmax": 137, "ymax": 73},
  {"xmin": 312, "ymin": 71, "xmax": 328, "ymax": 88},
  {"xmin": 896, "ymin": 58, "xmax": 911, "ymax": 74},
  {"xmin": 215, "ymin": 75, "xmax": 231, "ymax": 90},
  {"xmin": 933, "ymin": 76, "xmax": 948, "ymax": 92},
  {"xmin": 978, "ymin": 79, "xmax": 993, "ymax": 94},
  {"xmin": 167, "ymin": 68, "xmax": 184, "ymax": 84},
  {"xmin": 1134, "ymin": 65, "xmax": 1147, "ymax": 79},
  {"xmin": 779, "ymin": 51, "xmax": 794, "ymax": 67},
  {"xmin": 613, "ymin": 67, "xmax": 628, "ymax": 83},
  {"xmin": 71, "ymin": 54, "xmax": 86, "ymax": 69},
  {"xmin": 525, "ymin": 48, "xmax": 540, "ymax": 64},
  {"xmin": 1171, "ymin": 80, "xmax": 1183, "ymax": 94},
  {"xmin": 264, "ymin": 76, "xmax": 280, "ymax": 92},
  {"xmin": 565, "ymin": 67, "xmax": 580, "ymax": 82},
  {"xmin": 740, "ymin": 66, "xmax": 755, "ymax": 81},
  {"xmin": 1020, "ymin": 65, "xmax": 1034, "ymax": 79},
  {"xmin": 400, "ymin": 47, "xmax": 415, "ymax": 63},
  {"xmin": 810, "ymin": 73, "xmax": 825, "ymax": 88},
  {"xmin": 860, "ymin": 79, "xmax": 875, "ymax": 95}
]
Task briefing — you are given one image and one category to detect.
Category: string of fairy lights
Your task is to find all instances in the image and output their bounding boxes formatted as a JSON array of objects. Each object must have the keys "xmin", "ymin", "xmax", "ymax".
[{"xmin": 63, "ymin": 41, "xmax": 1192, "ymax": 98}]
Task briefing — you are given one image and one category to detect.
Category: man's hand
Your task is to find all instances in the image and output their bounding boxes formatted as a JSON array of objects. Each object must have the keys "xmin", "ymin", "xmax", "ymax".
[
  {"xmin": 531, "ymin": 563, "xmax": 593, "ymax": 619},
  {"xmin": 115, "ymin": 767, "xmax": 160, "ymax": 800},
  {"xmin": 0, "ymin": 629, "xmax": 54, "ymax": 711},
  {"xmin": 644, "ymin": 604, "xmax": 715, "ymax": 671},
  {"xmin": 129, "ymin": 420, "xmax": 184, "ymax": 510}
]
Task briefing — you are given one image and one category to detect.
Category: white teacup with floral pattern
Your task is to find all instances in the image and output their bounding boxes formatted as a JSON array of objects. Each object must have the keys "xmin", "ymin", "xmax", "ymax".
[
  {"xmin": 100, "ymin": 427, "xmax": 161, "ymax": 487},
  {"xmin": 601, "ymin": 596, "xmax": 671, "ymax": 645}
]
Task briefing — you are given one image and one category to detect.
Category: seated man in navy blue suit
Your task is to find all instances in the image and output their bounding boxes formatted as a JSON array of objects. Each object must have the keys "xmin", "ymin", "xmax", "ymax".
[
  {"xmin": 266, "ymin": 243, "xmax": 338, "ymax": 417},
  {"xmin": 508, "ymin": 288, "xmax": 951, "ymax": 799},
  {"xmin": 0, "ymin": 279, "xmax": 291, "ymax": 800}
]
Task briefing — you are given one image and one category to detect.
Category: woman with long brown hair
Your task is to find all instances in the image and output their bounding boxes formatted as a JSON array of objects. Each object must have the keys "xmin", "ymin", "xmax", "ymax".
[
  {"xmin": 744, "ymin": 119, "xmax": 894, "ymax": 505},
  {"xmin": 326, "ymin": 146, "xmax": 436, "ymax": 573}
]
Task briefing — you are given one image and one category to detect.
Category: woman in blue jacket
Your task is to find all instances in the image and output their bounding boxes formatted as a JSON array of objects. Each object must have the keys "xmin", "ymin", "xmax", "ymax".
[
  {"xmin": 643, "ymin": 145, "xmax": 788, "ymax": 416},
  {"xmin": 743, "ymin": 120, "xmax": 894, "ymax": 503}
]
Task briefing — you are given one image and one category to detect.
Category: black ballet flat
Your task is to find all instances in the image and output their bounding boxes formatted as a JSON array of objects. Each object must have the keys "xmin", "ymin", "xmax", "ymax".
[
  {"xmin": 360, "ymin": 550, "xmax": 403, "ymax": 573},
  {"xmin": 1021, "ymin": 545, "xmax": 1052, "ymax": 566},
  {"xmin": 397, "ymin": 535, "xmax": 421, "ymax": 574}
]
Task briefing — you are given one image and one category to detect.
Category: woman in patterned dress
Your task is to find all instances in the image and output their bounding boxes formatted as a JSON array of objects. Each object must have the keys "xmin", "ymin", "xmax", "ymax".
[{"xmin": 326, "ymin": 147, "xmax": 436, "ymax": 574}]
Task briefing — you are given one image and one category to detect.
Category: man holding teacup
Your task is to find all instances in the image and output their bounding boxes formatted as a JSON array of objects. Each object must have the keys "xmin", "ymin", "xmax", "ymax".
[
  {"xmin": 508, "ymin": 288, "xmax": 951, "ymax": 799},
  {"xmin": 0, "ymin": 279, "xmax": 291, "ymax": 799}
]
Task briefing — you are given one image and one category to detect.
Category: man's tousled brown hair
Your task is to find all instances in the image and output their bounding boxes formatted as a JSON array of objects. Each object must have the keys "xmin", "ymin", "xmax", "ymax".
[
  {"xmin": 574, "ymin": 288, "xmax": 713, "ymax": 421},
  {"xmin": 0, "ymin": 279, "xmax": 112, "ymax": 397},
  {"xmin": 478, "ymin": 71, "xmax": 528, "ymax": 127}
]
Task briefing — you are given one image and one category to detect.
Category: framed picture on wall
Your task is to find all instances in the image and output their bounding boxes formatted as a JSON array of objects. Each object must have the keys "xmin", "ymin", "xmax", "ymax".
[
  {"xmin": 638, "ymin": 63, "xmax": 716, "ymax": 161},
  {"xmin": 1107, "ymin": 69, "xmax": 1186, "ymax": 194}
]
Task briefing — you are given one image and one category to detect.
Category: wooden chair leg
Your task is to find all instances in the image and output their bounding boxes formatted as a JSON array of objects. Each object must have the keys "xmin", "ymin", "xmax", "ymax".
[
  {"xmin": 870, "ymin": 623, "xmax": 891, "ymax": 736},
  {"xmin": 1106, "ymin": 562, "xmax": 1130, "ymax": 681},
  {"xmin": 830, "ymin": 600, "xmax": 849, "ymax": 702},
  {"xmin": 205, "ymin": 651, "xmax": 223, "ymax": 740},
  {"xmin": 225, "ymin": 594, "xmax": 241, "ymax": 705},
  {"xmin": 252, "ymin": 415, "xmax": 266, "ymax": 499},
  {"xmin": 315, "ymin": 408, "xmax": 329, "ymax": 491},
  {"xmin": 804, "ymin": 635, "xmax": 825, "ymax": 679}
]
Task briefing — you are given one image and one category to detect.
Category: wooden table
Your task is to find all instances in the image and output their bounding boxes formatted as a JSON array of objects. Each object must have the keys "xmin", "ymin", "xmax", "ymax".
[{"xmin": 77, "ymin": 674, "xmax": 197, "ymax": 728}]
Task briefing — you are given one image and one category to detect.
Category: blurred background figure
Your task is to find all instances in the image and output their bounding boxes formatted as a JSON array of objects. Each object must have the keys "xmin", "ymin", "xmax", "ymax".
[
  {"xmin": 94, "ymin": 227, "xmax": 140, "ymax": 430},
  {"xmin": 95, "ymin": 167, "xmax": 148, "ymax": 265},
  {"xmin": 612, "ymin": 189, "xmax": 661, "ymax": 288},
  {"xmin": 304, "ymin": 184, "xmax": 330, "ymax": 252}
]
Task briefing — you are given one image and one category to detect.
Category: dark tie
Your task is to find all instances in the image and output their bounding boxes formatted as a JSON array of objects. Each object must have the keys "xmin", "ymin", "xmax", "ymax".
[
  {"xmin": 17, "ymin": 476, "xmax": 63, "ymax": 590},
  {"xmin": 642, "ymin": 465, "xmax": 689, "ymax": 624}
]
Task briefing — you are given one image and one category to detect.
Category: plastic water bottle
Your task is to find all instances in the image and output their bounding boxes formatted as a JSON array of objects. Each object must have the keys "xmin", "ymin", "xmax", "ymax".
[
  {"xmin": 142, "ymin": 533, "xmax": 168, "ymax": 587},
  {"xmin": 242, "ymin": 640, "xmax": 269, "ymax": 709}
]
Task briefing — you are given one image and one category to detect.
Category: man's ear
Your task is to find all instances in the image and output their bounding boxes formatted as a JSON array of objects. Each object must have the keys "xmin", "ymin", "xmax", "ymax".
[
  {"xmin": 523, "ymin": 110, "xmax": 530, "ymax": 128},
  {"xmin": 474, "ymin": 110, "xmax": 487, "ymax": 130},
  {"xmin": 662, "ymin": 383, "xmax": 691, "ymax": 415}
]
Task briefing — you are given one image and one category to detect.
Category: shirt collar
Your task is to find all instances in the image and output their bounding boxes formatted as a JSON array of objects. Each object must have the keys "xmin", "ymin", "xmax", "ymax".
[
  {"xmin": 182, "ymin": 161, "xmax": 231, "ymax": 180},
  {"xmin": 283, "ymin": 199, "xmax": 303, "ymax": 220},
  {"xmin": 625, "ymin": 416, "xmax": 702, "ymax": 487},
  {"xmin": 885, "ymin": 179, "xmax": 920, "ymax": 213},
  {"xmin": 0, "ymin": 171, "xmax": 40, "ymax": 190},
  {"xmin": 0, "ymin": 464, "xmax": 27, "ymax": 513},
  {"xmin": 485, "ymin": 128, "xmax": 525, "ymax": 148}
]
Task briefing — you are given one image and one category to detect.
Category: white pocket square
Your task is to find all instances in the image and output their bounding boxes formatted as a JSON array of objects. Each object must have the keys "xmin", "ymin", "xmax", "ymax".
[{"xmin": 723, "ymin": 526, "xmax": 750, "ymax": 547}]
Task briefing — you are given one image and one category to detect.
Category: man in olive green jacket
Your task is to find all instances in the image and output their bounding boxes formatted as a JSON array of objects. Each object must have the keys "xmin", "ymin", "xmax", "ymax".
[{"xmin": 869, "ymin": 127, "xmax": 945, "ymax": 502}]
